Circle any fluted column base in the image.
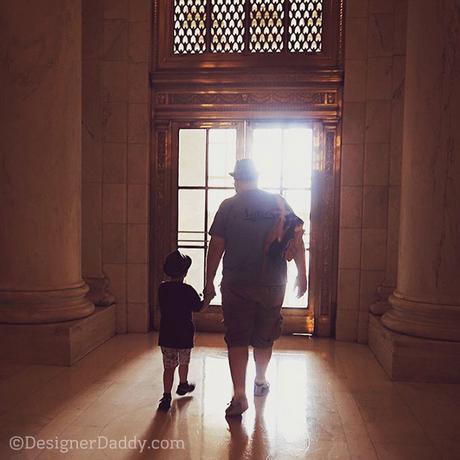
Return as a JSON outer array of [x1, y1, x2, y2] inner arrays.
[[0, 282, 95, 324], [381, 292, 460, 341]]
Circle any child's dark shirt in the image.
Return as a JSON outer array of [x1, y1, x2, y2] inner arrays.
[[158, 281, 203, 349]]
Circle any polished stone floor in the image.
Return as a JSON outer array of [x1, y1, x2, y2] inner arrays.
[[0, 332, 459, 459]]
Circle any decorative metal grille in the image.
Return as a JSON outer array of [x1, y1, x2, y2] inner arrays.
[[174, 0, 207, 54], [249, 0, 285, 52], [173, 0, 324, 55], [288, 0, 323, 52], [211, 0, 246, 52]]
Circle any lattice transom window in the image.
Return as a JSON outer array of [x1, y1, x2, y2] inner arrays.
[[173, 0, 323, 55], [289, 0, 322, 51], [174, 0, 207, 54], [211, 0, 246, 52]]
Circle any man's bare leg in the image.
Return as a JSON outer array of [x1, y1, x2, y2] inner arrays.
[[228, 346, 248, 399], [254, 346, 272, 384]]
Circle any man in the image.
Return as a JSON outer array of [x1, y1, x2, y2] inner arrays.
[[204, 159, 308, 417]]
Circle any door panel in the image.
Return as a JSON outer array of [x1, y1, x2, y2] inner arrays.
[[151, 119, 339, 336], [175, 122, 314, 333]]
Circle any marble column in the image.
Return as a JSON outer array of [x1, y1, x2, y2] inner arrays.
[[381, 0, 460, 341], [0, 0, 95, 323]]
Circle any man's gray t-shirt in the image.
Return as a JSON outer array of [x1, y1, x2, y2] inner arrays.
[[209, 189, 301, 286]]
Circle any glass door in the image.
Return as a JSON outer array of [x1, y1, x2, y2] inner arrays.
[[249, 123, 313, 309], [177, 124, 242, 306], [175, 121, 315, 332]]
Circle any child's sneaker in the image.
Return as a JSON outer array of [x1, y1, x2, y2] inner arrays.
[[176, 381, 195, 396], [158, 393, 172, 411]]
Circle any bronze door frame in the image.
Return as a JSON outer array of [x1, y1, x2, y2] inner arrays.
[[150, 110, 341, 337]]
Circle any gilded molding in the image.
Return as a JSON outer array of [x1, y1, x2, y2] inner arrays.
[[154, 90, 338, 109]]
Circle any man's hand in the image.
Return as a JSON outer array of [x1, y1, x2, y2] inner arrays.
[[204, 235, 225, 308], [291, 227, 307, 299], [203, 282, 216, 307], [294, 274, 307, 298]]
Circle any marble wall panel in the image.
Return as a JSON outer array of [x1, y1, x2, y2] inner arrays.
[[127, 264, 148, 303], [337, 269, 361, 310], [127, 143, 149, 184], [336, 310, 359, 341], [362, 186, 388, 229], [127, 184, 149, 224], [103, 142, 127, 183], [102, 223, 126, 264], [127, 224, 149, 263], [128, 303, 150, 332], [340, 187, 363, 228], [344, 60, 367, 102], [339, 229, 362, 270], [103, 184, 127, 223], [345, 17, 368, 60]]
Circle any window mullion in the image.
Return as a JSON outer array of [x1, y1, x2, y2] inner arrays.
[[206, 0, 212, 53], [283, 0, 290, 53], [244, 0, 251, 53]]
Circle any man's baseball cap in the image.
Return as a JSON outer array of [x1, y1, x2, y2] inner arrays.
[[229, 159, 258, 181]]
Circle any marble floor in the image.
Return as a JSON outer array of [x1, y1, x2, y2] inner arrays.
[[0, 333, 459, 459]]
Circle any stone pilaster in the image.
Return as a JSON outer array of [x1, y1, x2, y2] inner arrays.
[[369, 0, 408, 319]]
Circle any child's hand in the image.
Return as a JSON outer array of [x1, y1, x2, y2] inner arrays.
[[203, 282, 216, 300], [202, 294, 212, 310]]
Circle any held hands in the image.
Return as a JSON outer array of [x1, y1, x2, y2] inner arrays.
[[202, 282, 216, 309], [294, 274, 308, 299]]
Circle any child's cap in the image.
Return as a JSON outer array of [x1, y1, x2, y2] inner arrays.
[[163, 250, 192, 277]]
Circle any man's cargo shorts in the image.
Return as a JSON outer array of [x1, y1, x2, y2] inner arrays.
[[221, 283, 286, 348]]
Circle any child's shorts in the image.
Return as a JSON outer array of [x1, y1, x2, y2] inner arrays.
[[161, 347, 191, 369]]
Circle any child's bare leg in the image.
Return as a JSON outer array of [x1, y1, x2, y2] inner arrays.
[[177, 362, 195, 395], [178, 364, 189, 384], [163, 367, 175, 393]]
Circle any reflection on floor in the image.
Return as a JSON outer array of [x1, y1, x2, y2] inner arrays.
[[1, 333, 459, 459]]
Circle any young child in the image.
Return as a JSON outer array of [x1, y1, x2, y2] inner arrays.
[[157, 249, 205, 411]]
